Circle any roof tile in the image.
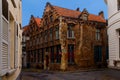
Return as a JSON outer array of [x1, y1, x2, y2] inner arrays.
[[53, 6, 106, 23]]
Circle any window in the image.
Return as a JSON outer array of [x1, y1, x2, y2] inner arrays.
[[50, 28, 53, 41], [50, 15, 53, 22], [45, 18, 48, 25], [67, 25, 74, 38], [33, 39, 35, 46], [55, 26, 59, 39], [50, 47, 54, 63], [118, 0, 120, 10], [11, 0, 17, 8], [37, 38, 39, 45], [96, 29, 100, 40], [40, 33, 43, 44], [94, 46, 102, 63], [68, 45, 74, 63], [41, 48, 44, 63], [82, 14, 88, 21], [34, 51, 36, 62], [40, 37, 42, 44], [44, 31, 48, 42], [56, 45, 61, 63], [2, 0, 8, 20]]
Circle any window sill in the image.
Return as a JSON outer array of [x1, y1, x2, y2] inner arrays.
[[0, 70, 8, 76], [0, 69, 16, 76], [7, 69, 16, 75], [68, 62, 75, 65], [67, 37, 75, 39]]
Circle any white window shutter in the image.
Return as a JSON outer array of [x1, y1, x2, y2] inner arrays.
[[14, 22, 18, 68], [2, 43, 8, 69], [1, 16, 9, 70]]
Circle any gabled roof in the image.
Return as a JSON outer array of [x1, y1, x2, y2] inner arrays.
[[22, 25, 30, 35], [53, 6, 81, 18], [34, 17, 41, 27], [88, 14, 106, 23], [52, 5, 106, 23], [23, 25, 29, 32], [29, 15, 41, 28]]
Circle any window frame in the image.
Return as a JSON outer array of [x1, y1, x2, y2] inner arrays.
[[55, 26, 59, 40], [49, 28, 53, 41], [67, 25, 75, 39], [118, 0, 120, 10], [68, 44, 74, 64], [56, 45, 61, 63], [50, 15, 53, 22], [96, 28, 101, 40]]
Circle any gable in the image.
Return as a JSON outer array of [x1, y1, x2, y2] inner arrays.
[[45, 4, 52, 13], [44, 2, 53, 16]]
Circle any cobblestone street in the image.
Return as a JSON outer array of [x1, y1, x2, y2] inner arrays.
[[18, 69, 120, 80]]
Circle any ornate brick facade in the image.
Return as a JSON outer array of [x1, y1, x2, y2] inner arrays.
[[23, 2, 107, 70]]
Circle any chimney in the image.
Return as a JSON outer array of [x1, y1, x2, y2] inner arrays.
[[76, 8, 80, 11], [99, 11, 104, 18]]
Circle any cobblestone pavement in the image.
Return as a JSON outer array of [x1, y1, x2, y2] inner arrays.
[[18, 69, 120, 80]]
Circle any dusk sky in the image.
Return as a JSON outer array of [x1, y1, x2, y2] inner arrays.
[[22, 0, 107, 27]]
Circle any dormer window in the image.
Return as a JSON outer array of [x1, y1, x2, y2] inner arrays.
[[82, 14, 88, 21], [118, 0, 120, 10]]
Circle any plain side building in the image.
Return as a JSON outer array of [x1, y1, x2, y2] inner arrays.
[[105, 0, 120, 68], [0, 0, 22, 80]]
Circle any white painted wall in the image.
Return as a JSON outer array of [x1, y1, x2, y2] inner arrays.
[[0, 0, 22, 79], [105, 0, 120, 68]]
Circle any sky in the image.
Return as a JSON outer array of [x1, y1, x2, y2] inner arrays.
[[22, 0, 108, 27]]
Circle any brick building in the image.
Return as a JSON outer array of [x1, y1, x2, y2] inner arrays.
[[23, 2, 107, 70], [22, 25, 30, 68]]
